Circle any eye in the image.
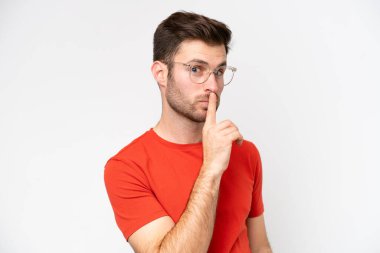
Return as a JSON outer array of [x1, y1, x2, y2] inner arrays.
[[215, 67, 226, 76], [190, 65, 206, 76], [190, 66, 201, 73], [190, 65, 207, 73]]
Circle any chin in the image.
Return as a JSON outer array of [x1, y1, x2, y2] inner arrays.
[[187, 110, 207, 123], [196, 111, 208, 122]]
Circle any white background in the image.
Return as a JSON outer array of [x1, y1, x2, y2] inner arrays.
[[1, 1, 379, 252]]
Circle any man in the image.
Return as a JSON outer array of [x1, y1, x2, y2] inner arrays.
[[104, 11, 272, 253]]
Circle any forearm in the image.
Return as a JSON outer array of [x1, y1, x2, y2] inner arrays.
[[158, 167, 221, 253], [252, 246, 272, 253]]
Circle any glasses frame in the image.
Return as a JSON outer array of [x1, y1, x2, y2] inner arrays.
[[172, 62, 237, 86]]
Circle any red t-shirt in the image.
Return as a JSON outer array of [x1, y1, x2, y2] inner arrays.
[[104, 128, 264, 252]]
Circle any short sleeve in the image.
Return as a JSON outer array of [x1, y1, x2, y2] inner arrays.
[[248, 144, 265, 217], [104, 158, 168, 241]]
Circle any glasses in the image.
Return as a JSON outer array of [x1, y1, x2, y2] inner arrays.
[[172, 61, 237, 86]]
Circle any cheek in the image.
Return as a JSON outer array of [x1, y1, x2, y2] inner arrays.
[[173, 74, 197, 96]]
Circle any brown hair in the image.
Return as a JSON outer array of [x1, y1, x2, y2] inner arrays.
[[153, 11, 232, 65]]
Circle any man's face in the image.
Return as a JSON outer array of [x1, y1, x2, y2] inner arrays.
[[165, 40, 226, 123]]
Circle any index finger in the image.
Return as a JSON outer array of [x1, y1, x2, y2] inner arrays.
[[205, 92, 217, 126]]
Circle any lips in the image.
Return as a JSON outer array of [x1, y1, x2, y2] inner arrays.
[[197, 94, 219, 106], [198, 101, 209, 109]]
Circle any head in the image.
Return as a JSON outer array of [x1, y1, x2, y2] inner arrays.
[[151, 11, 232, 123]]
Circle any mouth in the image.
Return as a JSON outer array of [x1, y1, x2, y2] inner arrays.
[[197, 93, 219, 107]]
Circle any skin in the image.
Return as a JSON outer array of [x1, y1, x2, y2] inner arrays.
[[128, 40, 272, 253]]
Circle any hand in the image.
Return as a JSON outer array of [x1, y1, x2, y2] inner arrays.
[[202, 92, 244, 175]]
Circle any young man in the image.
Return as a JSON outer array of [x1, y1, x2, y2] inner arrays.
[[104, 11, 272, 253]]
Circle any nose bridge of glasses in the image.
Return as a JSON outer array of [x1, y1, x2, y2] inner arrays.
[[196, 66, 217, 84], [211, 68, 220, 77]]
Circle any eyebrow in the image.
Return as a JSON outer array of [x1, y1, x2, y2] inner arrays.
[[187, 59, 227, 67]]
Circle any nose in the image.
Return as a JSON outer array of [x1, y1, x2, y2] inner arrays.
[[203, 72, 221, 94]]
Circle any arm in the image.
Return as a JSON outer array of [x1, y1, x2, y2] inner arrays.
[[129, 165, 222, 253], [128, 93, 243, 253], [247, 215, 272, 253]]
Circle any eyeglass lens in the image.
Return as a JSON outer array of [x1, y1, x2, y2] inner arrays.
[[189, 63, 235, 86]]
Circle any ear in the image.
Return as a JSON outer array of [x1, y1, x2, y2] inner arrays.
[[151, 61, 168, 88]]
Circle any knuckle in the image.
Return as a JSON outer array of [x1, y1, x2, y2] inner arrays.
[[226, 120, 238, 130], [230, 126, 239, 133], [220, 119, 231, 125]]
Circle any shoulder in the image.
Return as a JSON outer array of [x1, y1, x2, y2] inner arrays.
[[229, 139, 262, 178], [231, 139, 261, 160], [108, 130, 152, 163], [104, 130, 153, 178]]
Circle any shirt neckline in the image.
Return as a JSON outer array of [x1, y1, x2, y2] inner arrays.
[[148, 128, 203, 150]]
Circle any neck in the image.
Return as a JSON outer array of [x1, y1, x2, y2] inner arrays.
[[153, 110, 204, 144]]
